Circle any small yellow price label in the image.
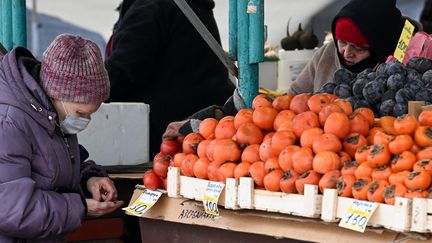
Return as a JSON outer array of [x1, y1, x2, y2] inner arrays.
[[203, 181, 224, 215], [339, 200, 378, 232], [393, 19, 415, 63], [123, 189, 162, 216]]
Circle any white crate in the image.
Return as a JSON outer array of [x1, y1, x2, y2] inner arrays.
[[237, 177, 322, 218], [411, 198, 432, 233], [78, 102, 149, 166], [166, 167, 239, 209], [321, 188, 412, 232]]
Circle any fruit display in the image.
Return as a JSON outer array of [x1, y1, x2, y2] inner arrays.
[[319, 57, 432, 117], [147, 92, 432, 206]]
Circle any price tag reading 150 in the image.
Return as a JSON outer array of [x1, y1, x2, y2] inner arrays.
[[203, 181, 224, 216], [339, 200, 378, 232], [123, 189, 162, 216]]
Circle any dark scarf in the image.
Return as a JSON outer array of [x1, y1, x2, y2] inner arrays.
[[336, 50, 378, 74]]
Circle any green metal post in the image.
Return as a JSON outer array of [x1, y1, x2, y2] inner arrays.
[[237, 0, 259, 108], [2, 0, 13, 51], [0, 0, 3, 45], [229, 0, 237, 60], [12, 0, 26, 48], [248, 0, 264, 64]]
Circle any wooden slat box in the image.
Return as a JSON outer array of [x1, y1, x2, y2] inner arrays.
[[411, 198, 432, 233], [237, 177, 322, 218], [321, 188, 412, 232], [166, 167, 239, 209]]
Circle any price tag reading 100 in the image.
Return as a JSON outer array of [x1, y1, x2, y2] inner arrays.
[[203, 181, 224, 216], [339, 200, 378, 232], [393, 19, 415, 62]]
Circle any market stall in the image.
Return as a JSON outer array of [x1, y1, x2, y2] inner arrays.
[[126, 0, 432, 240], [1, 0, 427, 241]]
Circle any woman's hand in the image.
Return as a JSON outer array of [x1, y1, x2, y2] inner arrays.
[[87, 176, 118, 202]]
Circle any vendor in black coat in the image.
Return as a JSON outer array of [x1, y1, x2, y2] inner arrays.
[[105, 0, 235, 158]]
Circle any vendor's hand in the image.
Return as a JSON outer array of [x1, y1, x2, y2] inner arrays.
[[86, 198, 124, 217], [87, 177, 118, 202]]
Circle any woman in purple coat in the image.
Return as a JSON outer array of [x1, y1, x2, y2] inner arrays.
[[0, 34, 123, 242]]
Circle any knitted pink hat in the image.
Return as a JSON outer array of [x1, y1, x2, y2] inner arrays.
[[40, 34, 110, 104]]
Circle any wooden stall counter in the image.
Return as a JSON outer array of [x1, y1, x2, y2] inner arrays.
[[128, 188, 431, 243]]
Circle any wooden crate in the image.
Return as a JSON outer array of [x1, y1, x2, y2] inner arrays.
[[166, 167, 239, 209], [408, 101, 426, 119], [237, 177, 322, 218], [411, 198, 432, 233], [321, 188, 412, 232]]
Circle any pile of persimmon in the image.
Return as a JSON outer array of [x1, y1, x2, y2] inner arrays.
[[151, 92, 432, 205], [345, 111, 432, 205]]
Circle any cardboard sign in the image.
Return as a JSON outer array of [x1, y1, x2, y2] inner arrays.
[[339, 200, 378, 232], [123, 189, 163, 216], [203, 181, 225, 215], [393, 19, 415, 62]]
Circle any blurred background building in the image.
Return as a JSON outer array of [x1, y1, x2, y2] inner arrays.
[[25, 0, 425, 59]]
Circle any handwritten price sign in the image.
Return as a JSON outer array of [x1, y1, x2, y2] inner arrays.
[[393, 19, 415, 62], [203, 181, 224, 216], [123, 189, 162, 216], [339, 200, 378, 232]]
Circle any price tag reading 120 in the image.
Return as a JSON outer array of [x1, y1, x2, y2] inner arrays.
[[203, 181, 225, 216], [339, 200, 378, 232], [123, 189, 162, 216]]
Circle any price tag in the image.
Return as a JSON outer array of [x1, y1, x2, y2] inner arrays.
[[393, 19, 415, 62], [339, 200, 378, 232], [203, 181, 224, 215], [123, 189, 162, 216]]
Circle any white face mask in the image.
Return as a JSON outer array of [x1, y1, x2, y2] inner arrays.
[[59, 101, 91, 134]]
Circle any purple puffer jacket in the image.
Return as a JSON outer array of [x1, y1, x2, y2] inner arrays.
[[0, 48, 100, 242]]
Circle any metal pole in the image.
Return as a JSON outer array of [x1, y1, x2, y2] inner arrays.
[[0, 0, 3, 45], [248, 0, 264, 64], [31, 0, 39, 55], [228, 0, 237, 61], [237, 0, 264, 108], [237, 0, 259, 108], [173, 0, 238, 78], [2, 0, 13, 51], [12, 0, 27, 48]]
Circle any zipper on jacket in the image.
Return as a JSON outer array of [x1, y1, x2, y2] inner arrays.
[[62, 134, 76, 164], [61, 130, 77, 188], [55, 120, 76, 165]]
